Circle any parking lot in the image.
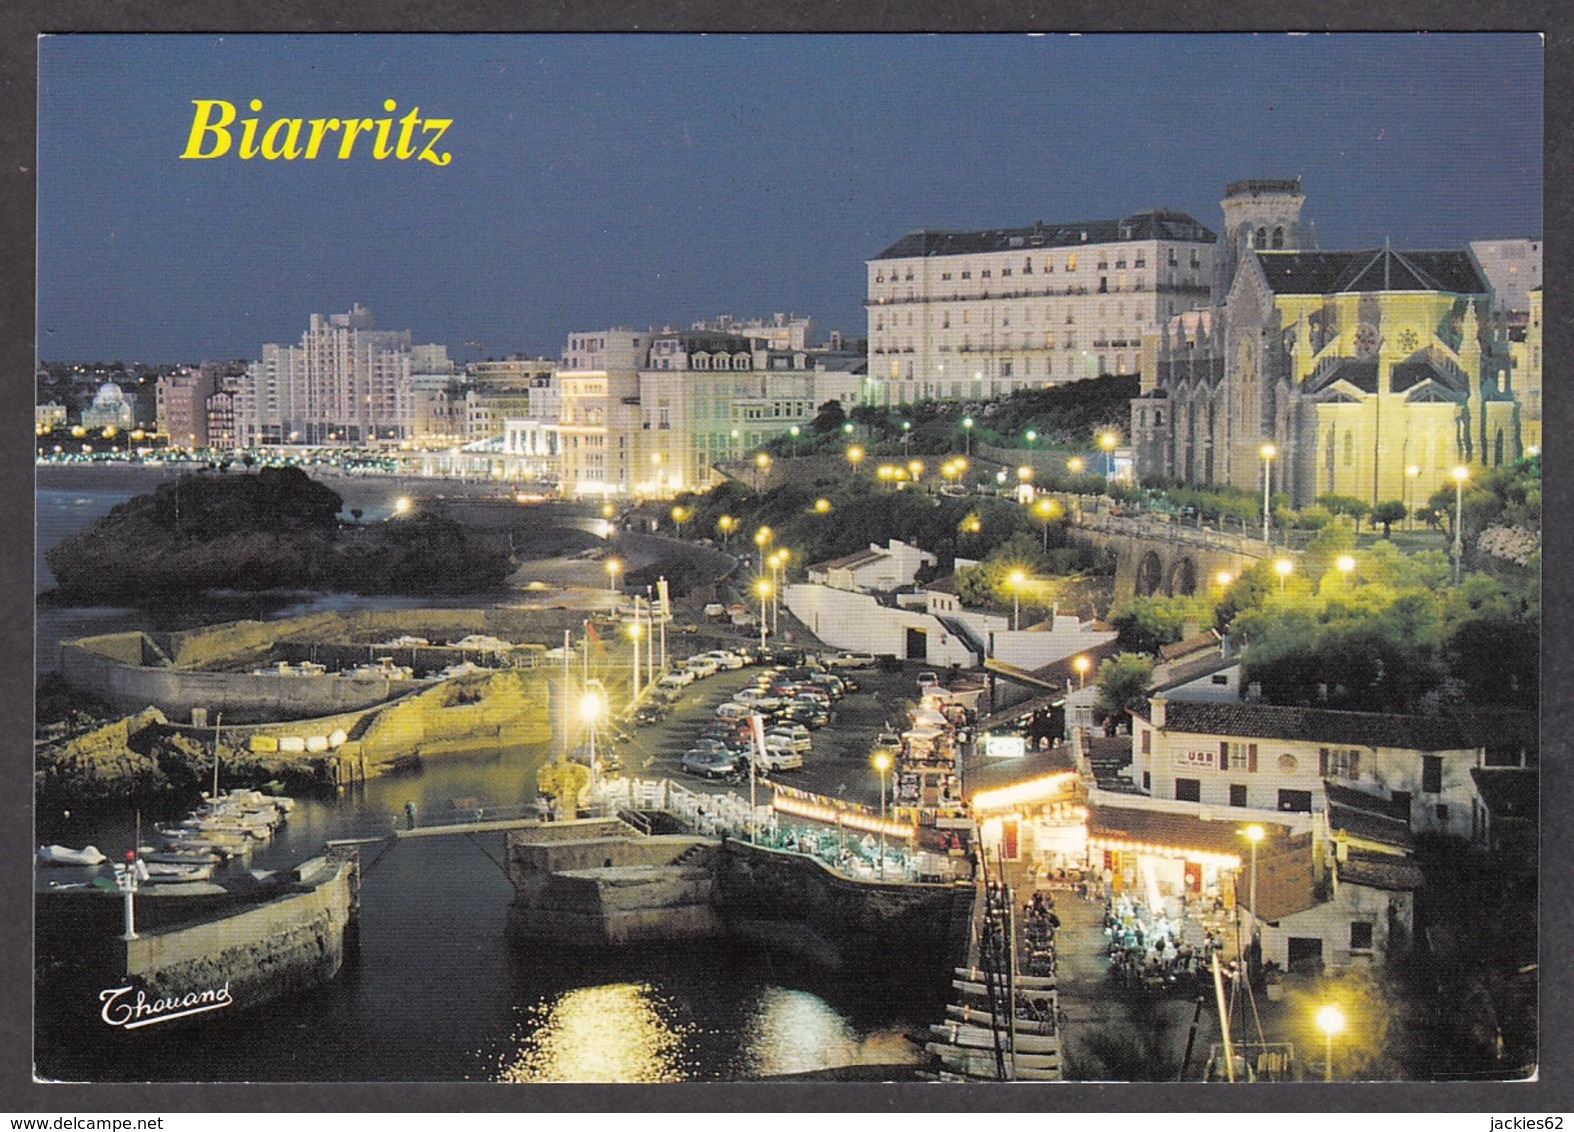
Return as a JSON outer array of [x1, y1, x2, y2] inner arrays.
[[607, 656, 934, 810]]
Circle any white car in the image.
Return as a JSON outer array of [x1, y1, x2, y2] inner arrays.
[[656, 671, 694, 693], [765, 725, 812, 753], [684, 656, 720, 678], [699, 650, 746, 670], [753, 740, 804, 772], [732, 688, 782, 711], [826, 652, 876, 669]]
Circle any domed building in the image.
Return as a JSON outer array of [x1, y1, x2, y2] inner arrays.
[[81, 381, 135, 431]]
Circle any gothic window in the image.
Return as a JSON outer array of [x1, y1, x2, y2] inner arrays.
[[1494, 428, 1505, 466], [1344, 430, 1355, 466], [1271, 226, 1284, 249], [1256, 227, 1267, 247], [1354, 322, 1379, 358]]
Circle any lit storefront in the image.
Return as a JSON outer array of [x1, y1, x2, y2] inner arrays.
[[965, 748, 1086, 872], [1085, 803, 1290, 909]]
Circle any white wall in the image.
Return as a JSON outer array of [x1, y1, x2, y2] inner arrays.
[[988, 614, 1118, 670], [784, 584, 978, 667]]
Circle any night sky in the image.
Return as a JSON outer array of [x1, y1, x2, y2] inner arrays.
[[36, 33, 1542, 365]]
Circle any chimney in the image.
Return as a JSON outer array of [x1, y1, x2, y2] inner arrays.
[[1151, 695, 1167, 730]]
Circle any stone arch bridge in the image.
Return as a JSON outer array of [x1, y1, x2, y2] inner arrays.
[[1069, 512, 1273, 606]]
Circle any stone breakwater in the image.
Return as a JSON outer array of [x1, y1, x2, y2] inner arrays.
[[505, 822, 973, 982]]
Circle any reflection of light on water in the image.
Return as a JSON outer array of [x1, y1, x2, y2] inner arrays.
[[496, 984, 698, 1083], [738, 987, 917, 1077]]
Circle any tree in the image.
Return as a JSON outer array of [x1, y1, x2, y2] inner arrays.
[[1318, 494, 1371, 531], [1371, 500, 1407, 538], [1110, 594, 1213, 655], [809, 399, 846, 435], [1093, 653, 1155, 724]]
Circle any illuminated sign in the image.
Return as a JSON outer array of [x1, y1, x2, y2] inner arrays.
[[983, 735, 1026, 759]]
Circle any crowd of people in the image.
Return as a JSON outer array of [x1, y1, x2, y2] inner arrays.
[[1103, 892, 1231, 996]]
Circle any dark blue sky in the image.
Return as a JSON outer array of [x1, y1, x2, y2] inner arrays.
[[37, 33, 1542, 364]]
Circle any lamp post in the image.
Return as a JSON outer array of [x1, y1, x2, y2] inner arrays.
[[1073, 654, 1091, 690], [962, 416, 974, 456], [1259, 443, 1277, 544], [670, 505, 687, 538], [628, 616, 643, 699], [1274, 557, 1293, 595], [1335, 554, 1355, 588], [605, 558, 621, 609], [755, 578, 771, 652], [1008, 569, 1025, 631], [1099, 431, 1118, 480], [901, 420, 912, 459], [1316, 1004, 1346, 1082], [753, 525, 772, 575], [1035, 496, 1062, 550], [754, 451, 772, 491], [1244, 824, 1264, 942], [846, 444, 864, 471], [789, 424, 800, 458], [872, 750, 892, 879], [1451, 464, 1469, 584], [580, 688, 604, 806], [717, 514, 735, 548]]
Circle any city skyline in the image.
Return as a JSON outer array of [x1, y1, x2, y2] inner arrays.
[[37, 33, 1542, 364]]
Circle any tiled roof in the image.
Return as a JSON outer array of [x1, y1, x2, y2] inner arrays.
[[810, 548, 888, 573], [1469, 767, 1538, 819], [1152, 700, 1502, 752], [1323, 781, 1414, 851], [1028, 638, 1124, 688], [1255, 248, 1488, 296], [1254, 835, 1322, 921], [872, 210, 1216, 261], [1086, 802, 1291, 859], [964, 747, 1078, 800], [1339, 850, 1425, 892], [922, 573, 959, 595], [1159, 631, 1220, 663]]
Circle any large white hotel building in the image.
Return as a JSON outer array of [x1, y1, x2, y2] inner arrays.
[[865, 209, 1218, 405]]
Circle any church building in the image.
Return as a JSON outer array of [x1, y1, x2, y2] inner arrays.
[[1131, 179, 1523, 509]]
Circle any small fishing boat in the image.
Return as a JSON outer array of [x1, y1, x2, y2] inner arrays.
[[140, 861, 217, 884], [37, 844, 107, 867], [138, 846, 223, 866], [930, 1022, 1060, 1055]]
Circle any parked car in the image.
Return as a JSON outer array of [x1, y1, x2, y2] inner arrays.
[[765, 725, 812, 753], [808, 673, 846, 698], [777, 703, 829, 730], [826, 652, 876, 669], [684, 656, 721, 678], [732, 688, 782, 711], [657, 671, 695, 694], [917, 671, 942, 691], [754, 739, 804, 771], [681, 748, 738, 779], [633, 703, 667, 725], [698, 650, 746, 670]]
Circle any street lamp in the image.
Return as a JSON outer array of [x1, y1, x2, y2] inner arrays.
[[901, 420, 912, 458], [1335, 554, 1356, 587], [1215, 570, 1234, 590], [788, 424, 800, 458], [754, 451, 772, 491], [1274, 557, 1293, 595], [717, 514, 735, 547], [580, 688, 604, 804], [872, 750, 893, 879], [846, 444, 865, 469], [1067, 455, 1085, 475], [961, 416, 974, 456], [1451, 464, 1470, 584], [394, 496, 412, 516], [1244, 824, 1264, 941], [1025, 429, 1038, 453], [753, 525, 772, 574], [1259, 443, 1277, 544], [813, 497, 831, 514], [755, 578, 772, 652], [606, 558, 621, 606], [1008, 569, 1026, 630], [628, 618, 643, 698], [1316, 1004, 1346, 1082], [670, 505, 687, 538], [1099, 431, 1118, 480], [1073, 654, 1091, 690], [1034, 496, 1062, 549]]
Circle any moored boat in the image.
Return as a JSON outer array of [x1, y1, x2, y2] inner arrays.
[[37, 844, 107, 867]]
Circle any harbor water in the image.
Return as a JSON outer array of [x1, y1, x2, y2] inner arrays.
[[33, 476, 932, 1083]]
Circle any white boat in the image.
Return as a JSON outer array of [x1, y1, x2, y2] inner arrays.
[[37, 844, 107, 867], [141, 862, 216, 884], [138, 846, 222, 866], [955, 966, 1057, 990], [930, 1022, 1060, 1055], [946, 1002, 1057, 1033]]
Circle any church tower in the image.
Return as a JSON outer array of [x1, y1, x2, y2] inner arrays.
[[1215, 178, 1307, 299]]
